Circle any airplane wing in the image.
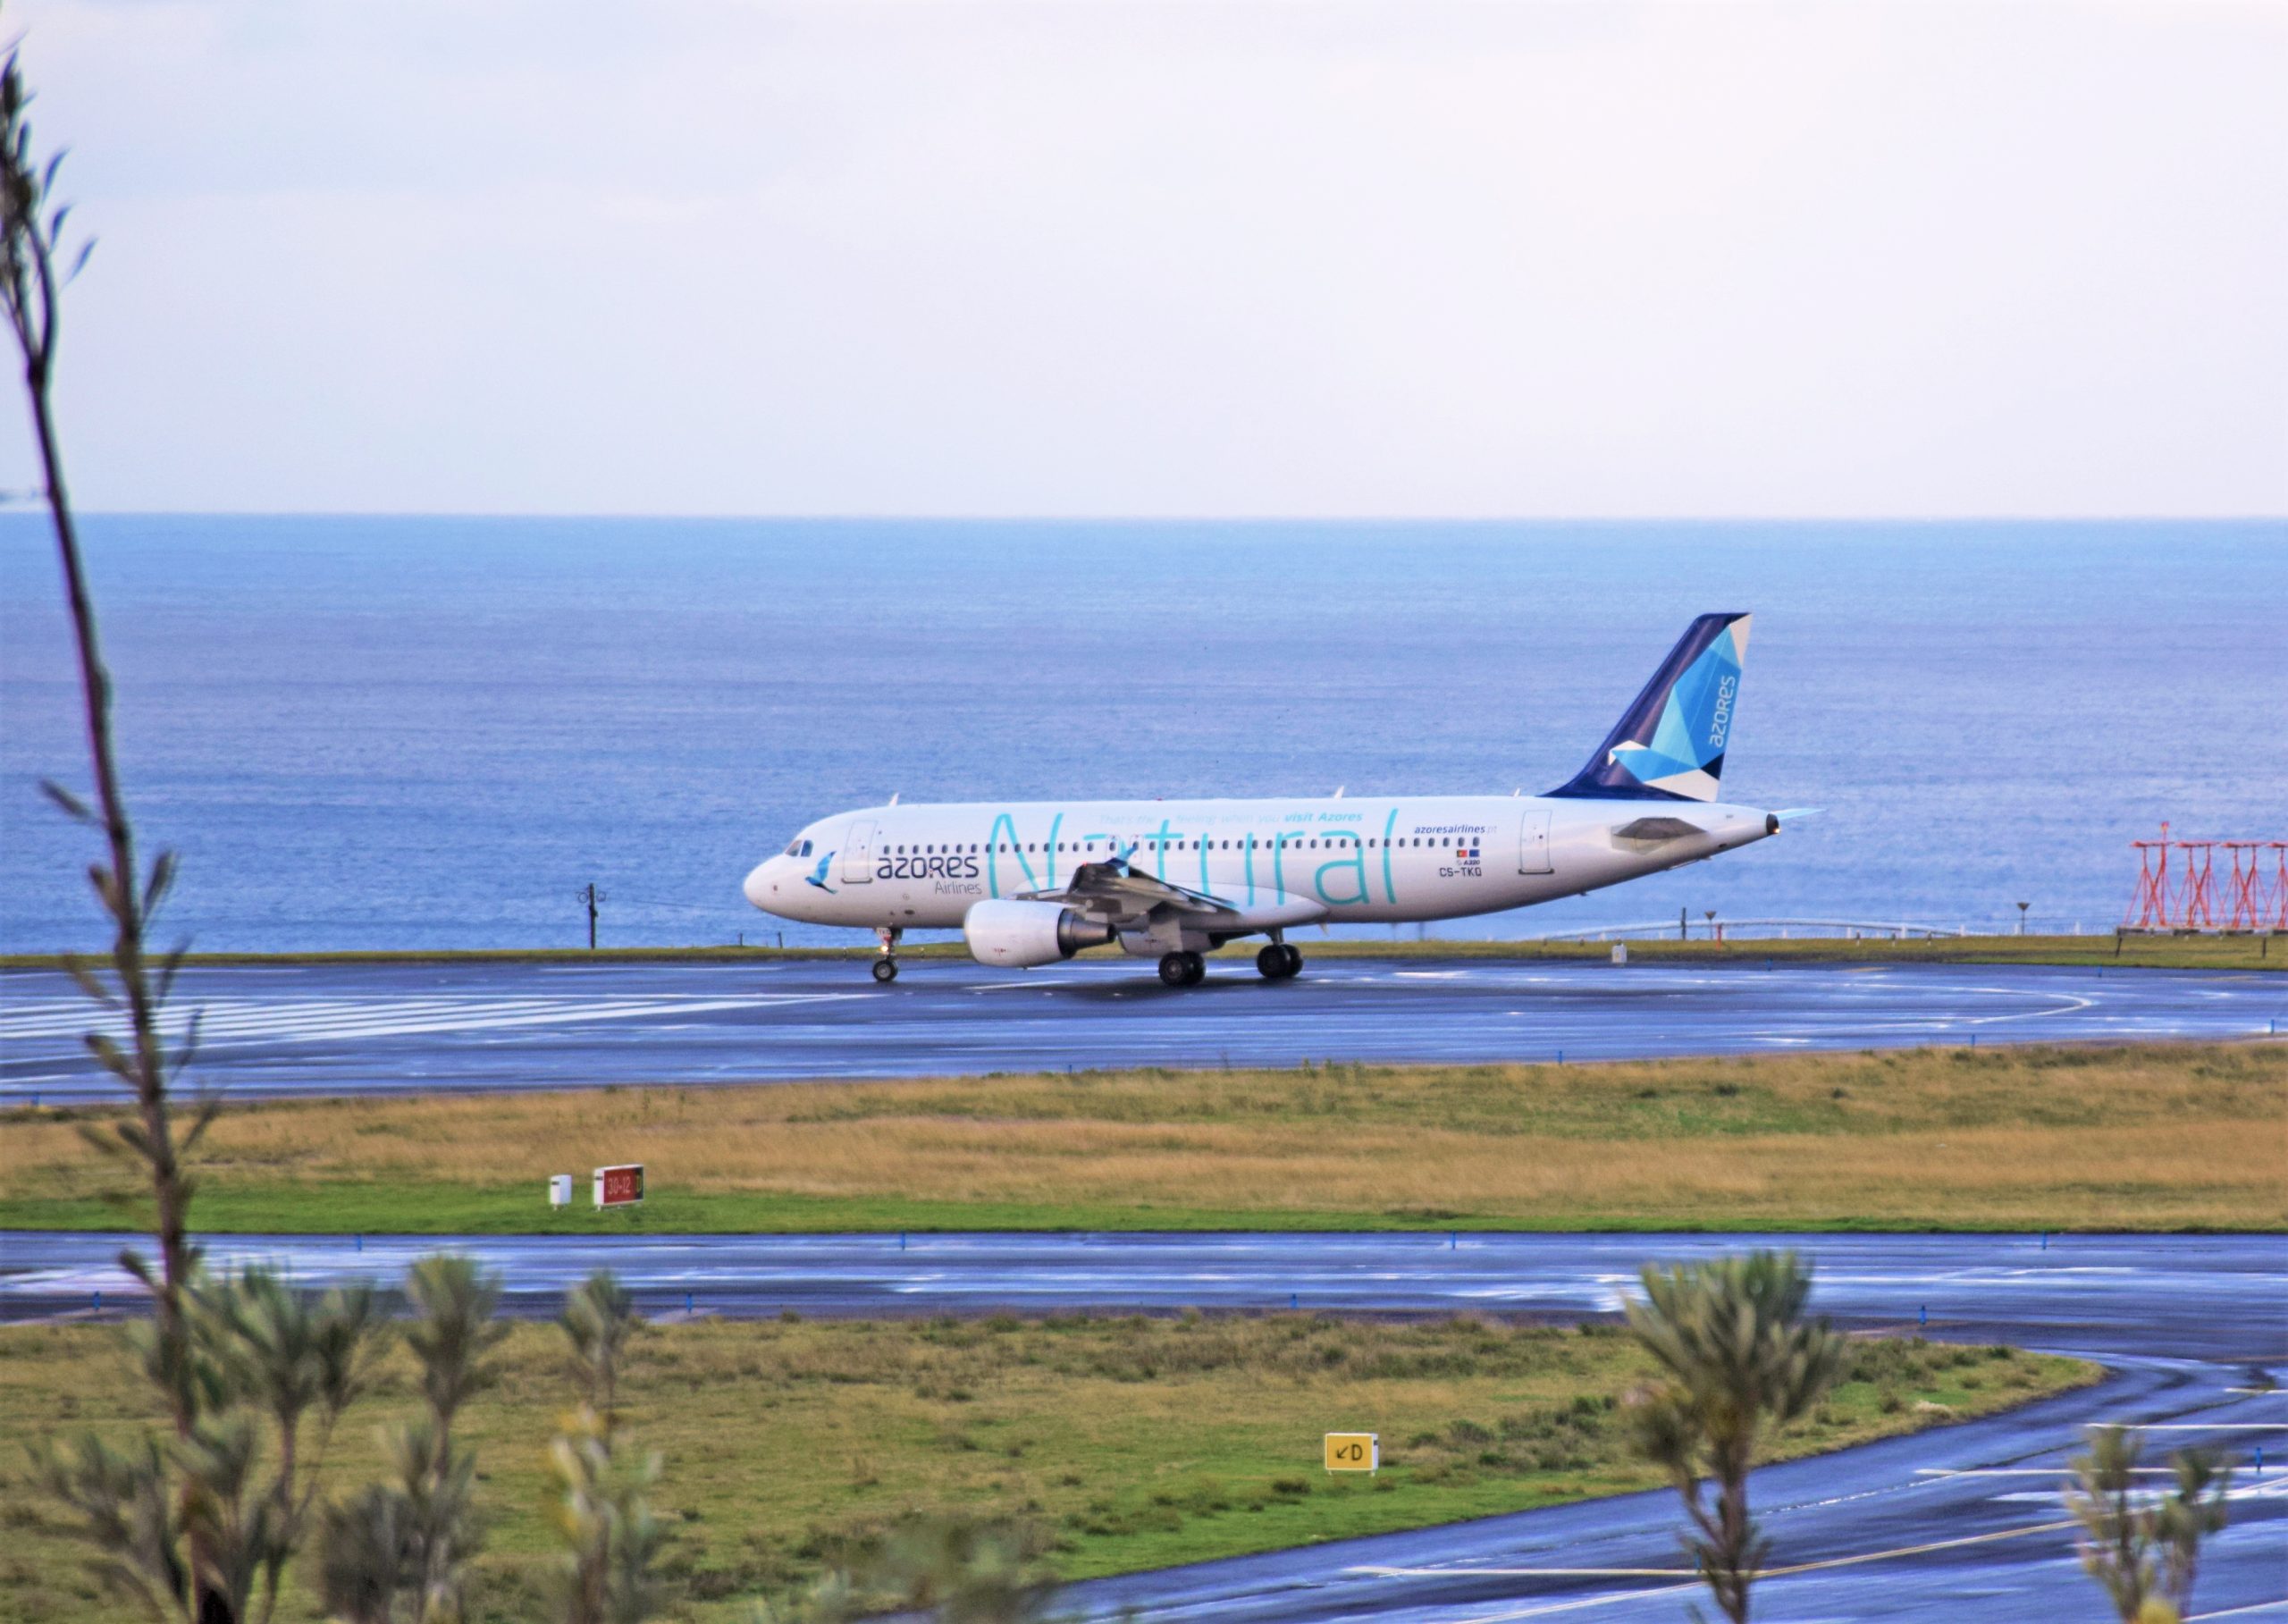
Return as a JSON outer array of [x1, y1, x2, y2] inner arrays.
[[1021, 857, 1330, 932], [1018, 859, 1241, 924]]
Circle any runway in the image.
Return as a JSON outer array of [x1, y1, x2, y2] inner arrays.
[[4, 956, 2282, 1105], [4, 1231, 2283, 1620]]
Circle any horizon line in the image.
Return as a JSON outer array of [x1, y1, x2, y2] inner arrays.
[[7, 509, 2286, 526]]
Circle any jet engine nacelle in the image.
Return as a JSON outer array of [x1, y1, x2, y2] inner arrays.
[[963, 899, 1117, 968]]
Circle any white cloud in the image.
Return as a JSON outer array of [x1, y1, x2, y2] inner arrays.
[[5, 0, 2283, 515]]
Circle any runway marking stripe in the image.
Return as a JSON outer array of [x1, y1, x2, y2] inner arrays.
[[0, 995, 784, 1034], [1, 1003, 596, 1042], [1379, 1515, 2090, 1622], [0, 995, 863, 1051], [1984, 1477, 2285, 1506], [2, 991, 841, 1023], [1441, 1582, 1699, 1620], [0, 997, 577, 1037], [1916, 1467, 2216, 1477], [1350, 1567, 1695, 1578]]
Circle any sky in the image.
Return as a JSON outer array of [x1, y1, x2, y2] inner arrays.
[[2, 0, 2283, 518]]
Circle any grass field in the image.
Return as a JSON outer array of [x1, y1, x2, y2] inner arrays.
[[2, 932, 2278, 971], [0, 1312, 2096, 1623], [6, 1043, 2281, 1233]]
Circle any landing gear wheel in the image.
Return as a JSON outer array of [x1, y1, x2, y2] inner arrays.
[[1158, 952, 1191, 988], [1280, 944, 1303, 979], [1181, 951, 1207, 986], [871, 925, 903, 983], [1257, 945, 1289, 979]]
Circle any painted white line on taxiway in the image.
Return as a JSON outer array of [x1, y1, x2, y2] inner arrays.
[[1442, 1584, 1701, 1621], [1988, 1477, 2285, 1506], [1416, 1516, 2089, 1623], [0, 997, 526, 1038], [1916, 1468, 2202, 1477], [5, 996, 618, 1037], [0, 995, 863, 1050]]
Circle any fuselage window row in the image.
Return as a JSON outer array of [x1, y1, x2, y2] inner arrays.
[[888, 836, 1470, 853]]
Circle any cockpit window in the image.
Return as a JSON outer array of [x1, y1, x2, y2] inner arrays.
[[800, 839, 813, 856], [785, 838, 816, 857]]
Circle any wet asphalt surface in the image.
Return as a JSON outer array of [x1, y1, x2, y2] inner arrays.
[[4, 956, 2282, 1105], [4, 1230, 2282, 1620]]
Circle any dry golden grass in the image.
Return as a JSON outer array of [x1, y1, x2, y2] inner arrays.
[[7, 1043, 2281, 1230]]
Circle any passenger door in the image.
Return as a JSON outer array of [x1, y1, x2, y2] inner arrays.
[[840, 820, 878, 885], [1518, 804, 1553, 874]]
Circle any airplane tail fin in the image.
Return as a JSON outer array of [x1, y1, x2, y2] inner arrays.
[[1547, 613, 1752, 802]]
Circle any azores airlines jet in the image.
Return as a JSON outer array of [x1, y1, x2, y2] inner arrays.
[[743, 614, 1788, 986]]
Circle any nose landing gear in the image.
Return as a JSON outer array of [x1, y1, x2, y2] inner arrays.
[[1157, 950, 1207, 988], [872, 926, 902, 983]]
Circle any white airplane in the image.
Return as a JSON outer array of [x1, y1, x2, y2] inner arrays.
[[743, 613, 1794, 986]]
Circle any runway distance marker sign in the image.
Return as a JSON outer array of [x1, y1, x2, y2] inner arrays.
[[1325, 1433, 1379, 1473], [593, 1165, 644, 1208]]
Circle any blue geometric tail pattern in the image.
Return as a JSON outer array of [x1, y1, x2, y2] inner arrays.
[[1546, 612, 1752, 802]]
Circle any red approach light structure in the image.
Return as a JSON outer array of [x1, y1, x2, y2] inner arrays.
[[2123, 824, 2287, 933], [2224, 841, 2288, 932]]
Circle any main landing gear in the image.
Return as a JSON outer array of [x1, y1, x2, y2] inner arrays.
[[1256, 942, 1303, 980], [1156, 944, 1303, 987], [872, 926, 902, 983], [1157, 951, 1206, 988]]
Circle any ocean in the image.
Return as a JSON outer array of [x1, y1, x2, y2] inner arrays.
[[2, 516, 2281, 953]]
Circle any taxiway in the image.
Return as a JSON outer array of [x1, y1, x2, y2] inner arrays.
[[3, 1231, 2281, 1619], [4, 956, 2280, 1105]]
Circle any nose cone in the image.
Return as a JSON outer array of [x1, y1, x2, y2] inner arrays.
[[743, 860, 776, 909]]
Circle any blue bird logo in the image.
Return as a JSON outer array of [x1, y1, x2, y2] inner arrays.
[[805, 852, 837, 893]]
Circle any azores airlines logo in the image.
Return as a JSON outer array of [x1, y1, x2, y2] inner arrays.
[[1707, 673, 1735, 752], [877, 853, 981, 881], [1608, 617, 1749, 802], [805, 852, 837, 893]]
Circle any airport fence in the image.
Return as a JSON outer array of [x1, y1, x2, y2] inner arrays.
[[1514, 917, 2118, 944]]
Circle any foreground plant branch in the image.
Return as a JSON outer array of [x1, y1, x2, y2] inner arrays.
[[2, 25, 205, 1349], [0, 27, 243, 1623], [1624, 1250, 1846, 1624], [2066, 1425, 2232, 1624]]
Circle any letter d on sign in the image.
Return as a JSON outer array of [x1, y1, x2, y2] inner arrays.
[[1324, 1432, 1380, 1474]]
